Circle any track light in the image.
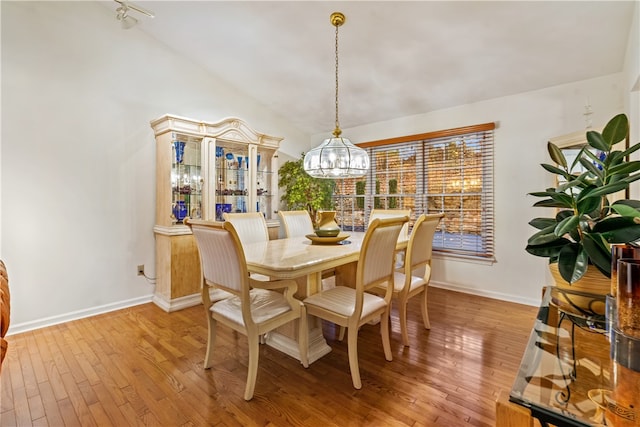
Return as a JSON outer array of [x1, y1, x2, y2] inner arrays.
[[114, 0, 154, 29]]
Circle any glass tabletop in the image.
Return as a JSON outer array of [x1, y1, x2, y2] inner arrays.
[[509, 286, 612, 426]]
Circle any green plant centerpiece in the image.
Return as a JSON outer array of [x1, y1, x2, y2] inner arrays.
[[278, 154, 335, 226], [526, 113, 640, 285]]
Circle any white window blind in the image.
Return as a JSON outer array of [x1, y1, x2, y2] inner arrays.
[[333, 123, 495, 259]]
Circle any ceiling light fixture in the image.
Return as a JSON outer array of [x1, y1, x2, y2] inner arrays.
[[114, 0, 154, 30], [304, 12, 369, 179]]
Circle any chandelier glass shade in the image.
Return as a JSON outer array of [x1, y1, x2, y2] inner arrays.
[[303, 135, 369, 178], [304, 12, 369, 179]]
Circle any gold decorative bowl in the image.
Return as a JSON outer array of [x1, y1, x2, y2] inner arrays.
[[315, 229, 340, 237]]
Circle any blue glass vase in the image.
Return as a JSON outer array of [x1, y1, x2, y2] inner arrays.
[[174, 141, 186, 164], [173, 201, 187, 222]]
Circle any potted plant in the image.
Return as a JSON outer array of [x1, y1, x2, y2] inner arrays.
[[278, 154, 335, 226], [526, 113, 640, 287]]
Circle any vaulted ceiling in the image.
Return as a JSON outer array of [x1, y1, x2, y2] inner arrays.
[[115, 1, 636, 135]]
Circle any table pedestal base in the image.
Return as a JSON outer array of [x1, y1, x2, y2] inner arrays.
[[265, 316, 332, 364]]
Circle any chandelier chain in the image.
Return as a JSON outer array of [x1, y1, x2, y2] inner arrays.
[[334, 22, 340, 136]]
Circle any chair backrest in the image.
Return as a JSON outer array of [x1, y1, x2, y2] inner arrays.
[[188, 220, 249, 298], [278, 210, 315, 238], [223, 212, 269, 244], [357, 216, 408, 294], [369, 209, 411, 241], [405, 213, 444, 275]]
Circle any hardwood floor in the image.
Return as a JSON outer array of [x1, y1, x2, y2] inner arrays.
[[1, 287, 537, 426]]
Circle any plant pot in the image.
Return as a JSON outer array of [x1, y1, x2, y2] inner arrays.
[[549, 263, 608, 316]]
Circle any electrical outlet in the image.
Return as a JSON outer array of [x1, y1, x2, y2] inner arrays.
[[137, 264, 145, 276]]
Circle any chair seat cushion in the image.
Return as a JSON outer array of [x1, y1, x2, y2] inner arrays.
[[211, 288, 292, 324], [391, 271, 427, 293], [304, 286, 386, 318]]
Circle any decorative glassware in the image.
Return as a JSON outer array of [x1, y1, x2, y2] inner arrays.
[[172, 201, 187, 222], [174, 141, 186, 164], [617, 258, 640, 339]]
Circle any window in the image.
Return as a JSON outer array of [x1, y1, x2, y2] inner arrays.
[[333, 123, 495, 259]]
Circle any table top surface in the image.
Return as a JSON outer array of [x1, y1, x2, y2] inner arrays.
[[510, 286, 612, 426], [243, 232, 408, 278], [243, 232, 366, 275]]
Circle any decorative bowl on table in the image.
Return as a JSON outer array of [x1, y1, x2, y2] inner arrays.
[[306, 233, 350, 245]]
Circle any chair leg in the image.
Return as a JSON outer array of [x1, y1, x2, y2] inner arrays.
[[421, 288, 431, 330], [381, 307, 393, 361], [203, 316, 217, 369], [244, 333, 260, 401], [347, 327, 362, 389], [338, 326, 346, 341], [398, 299, 410, 347], [298, 307, 309, 368]]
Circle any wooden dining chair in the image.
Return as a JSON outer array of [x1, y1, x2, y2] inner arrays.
[[278, 210, 314, 238], [303, 216, 408, 389], [369, 209, 411, 241], [223, 212, 270, 281], [188, 219, 308, 400], [223, 212, 270, 244], [372, 213, 444, 346], [369, 209, 411, 267]]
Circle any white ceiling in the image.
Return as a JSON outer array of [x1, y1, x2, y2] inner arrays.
[[119, 1, 636, 135]]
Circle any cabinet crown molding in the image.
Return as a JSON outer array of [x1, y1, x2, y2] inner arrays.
[[150, 114, 283, 149]]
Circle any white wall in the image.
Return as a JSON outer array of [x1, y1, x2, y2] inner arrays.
[[321, 74, 627, 306], [1, 2, 307, 332]]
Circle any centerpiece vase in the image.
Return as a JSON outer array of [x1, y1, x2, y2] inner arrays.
[[315, 211, 340, 237]]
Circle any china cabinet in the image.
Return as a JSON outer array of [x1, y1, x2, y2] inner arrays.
[[150, 114, 283, 311]]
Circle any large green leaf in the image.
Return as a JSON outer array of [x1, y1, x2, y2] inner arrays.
[[613, 199, 640, 209], [578, 157, 604, 183], [593, 217, 640, 243], [576, 195, 601, 216], [586, 130, 609, 151], [541, 163, 570, 179], [525, 237, 571, 257], [608, 161, 640, 176], [602, 113, 629, 147], [528, 225, 561, 245], [528, 217, 557, 230], [554, 214, 580, 237], [557, 243, 589, 283], [582, 233, 612, 276], [621, 142, 640, 159], [547, 142, 567, 168], [533, 199, 572, 208], [610, 204, 640, 218], [580, 181, 628, 198], [570, 146, 588, 172]]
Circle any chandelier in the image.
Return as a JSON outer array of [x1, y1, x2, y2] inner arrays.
[[303, 12, 370, 179]]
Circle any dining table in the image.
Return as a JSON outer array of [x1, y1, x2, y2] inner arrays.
[[242, 231, 407, 364]]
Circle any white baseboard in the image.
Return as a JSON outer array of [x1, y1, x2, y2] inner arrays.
[[8, 295, 154, 336], [152, 292, 203, 312], [429, 280, 539, 307], [7, 283, 538, 336]]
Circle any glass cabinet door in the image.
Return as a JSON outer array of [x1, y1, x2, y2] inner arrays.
[[214, 144, 249, 220], [172, 137, 202, 224], [256, 149, 274, 220], [213, 144, 276, 221]]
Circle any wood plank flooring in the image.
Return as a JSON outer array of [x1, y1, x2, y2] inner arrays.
[[0, 287, 538, 426]]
